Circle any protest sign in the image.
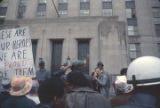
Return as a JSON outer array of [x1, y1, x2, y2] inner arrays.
[[0, 27, 35, 79]]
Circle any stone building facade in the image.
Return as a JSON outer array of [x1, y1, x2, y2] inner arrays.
[[0, 0, 160, 75]]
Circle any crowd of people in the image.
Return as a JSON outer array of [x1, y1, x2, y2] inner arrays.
[[0, 56, 160, 108]]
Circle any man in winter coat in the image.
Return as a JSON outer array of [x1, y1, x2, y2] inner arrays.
[[65, 71, 111, 108]]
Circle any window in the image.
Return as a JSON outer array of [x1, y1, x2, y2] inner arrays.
[[39, 0, 47, 3], [102, 2, 112, 9], [126, 8, 136, 18], [102, 0, 112, 1], [102, 0, 112, 16], [103, 9, 112, 16], [128, 26, 138, 36], [155, 24, 160, 36], [0, 0, 8, 19], [129, 43, 140, 61], [127, 18, 137, 26], [125, 0, 134, 1], [0, 7, 7, 18], [32, 40, 38, 64], [152, 7, 160, 18], [80, 0, 89, 2], [59, 0, 67, 3], [125, 1, 135, 9], [58, 0, 68, 17], [17, 0, 27, 19], [36, 0, 47, 18], [51, 40, 63, 74], [78, 40, 90, 74], [0, 0, 8, 7], [153, 0, 160, 4], [80, 0, 90, 16]]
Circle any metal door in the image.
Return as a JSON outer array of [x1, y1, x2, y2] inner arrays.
[[78, 39, 90, 74], [51, 40, 63, 74], [32, 40, 38, 64]]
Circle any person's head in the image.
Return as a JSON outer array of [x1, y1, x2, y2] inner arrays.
[[127, 56, 160, 98], [95, 67, 102, 76], [70, 66, 81, 72], [38, 77, 65, 104], [97, 61, 104, 70], [39, 60, 45, 69], [10, 76, 32, 96], [67, 72, 90, 88], [1, 78, 11, 93], [120, 68, 127, 76], [115, 76, 133, 95]]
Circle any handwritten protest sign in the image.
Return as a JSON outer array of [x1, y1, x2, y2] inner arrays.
[[0, 27, 35, 79]]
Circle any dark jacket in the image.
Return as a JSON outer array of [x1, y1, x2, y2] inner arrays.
[[0, 92, 11, 108], [36, 103, 56, 108], [2, 95, 36, 108], [114, 93, 158, 108], [65, 87, 112, 108], [111, 91, 134, 107]]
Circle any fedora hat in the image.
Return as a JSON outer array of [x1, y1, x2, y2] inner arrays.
[[10, 76, 32, 96]]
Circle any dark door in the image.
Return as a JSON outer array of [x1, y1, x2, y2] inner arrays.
[[51, 40, 63, 74], [78, 39, 90, 74], [32, 40, 38, 64]]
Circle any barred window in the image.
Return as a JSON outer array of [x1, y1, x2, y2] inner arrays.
[[80, 0, 89, 2], [125, 1, 135, 9], [128, 26, 138, 36], [157, 43, 160, 58], [58, 10, 67, 17], [102, 0, 112, 1], [80, 1, 90, 16], [155, 24, 160, 36], [102, 0, 112, 16], [17, 0, 27, 19], [36, 0, 47, 18], [103, 9, 112, 16], [58, 0, 68, 17], [0, 7, 7, 18], [0, 0, 9, 7], [80, 2, 90, 10], [80, 10, 90, 16], [0, 0, 8, 18], [17, 6, 26, 18], [102, 2, 112, 9], [129, 43, 140, 60], [126, 8, 136, 18], [59, 0, 68, 3], [127, 18, 137, 26], [39, 0, 47, 3], [58, 3, 67, 10], [152, 7, 160, 18]]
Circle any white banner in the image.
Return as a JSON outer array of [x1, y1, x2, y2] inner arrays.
[[0, 27, 35, 79]]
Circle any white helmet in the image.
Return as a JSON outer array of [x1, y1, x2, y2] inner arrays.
[[127, 56, 160, 86]]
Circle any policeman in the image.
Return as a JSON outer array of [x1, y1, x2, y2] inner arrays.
[[115, 56, 160, 108]]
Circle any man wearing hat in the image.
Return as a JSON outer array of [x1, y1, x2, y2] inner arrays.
[[36, 59, 50, 84], [2, 76, 36, 108], [114, 56, 160, 108], [111, 76, 134, 107], [0, 78, 11, 108], [94, 62, 111, 98]]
